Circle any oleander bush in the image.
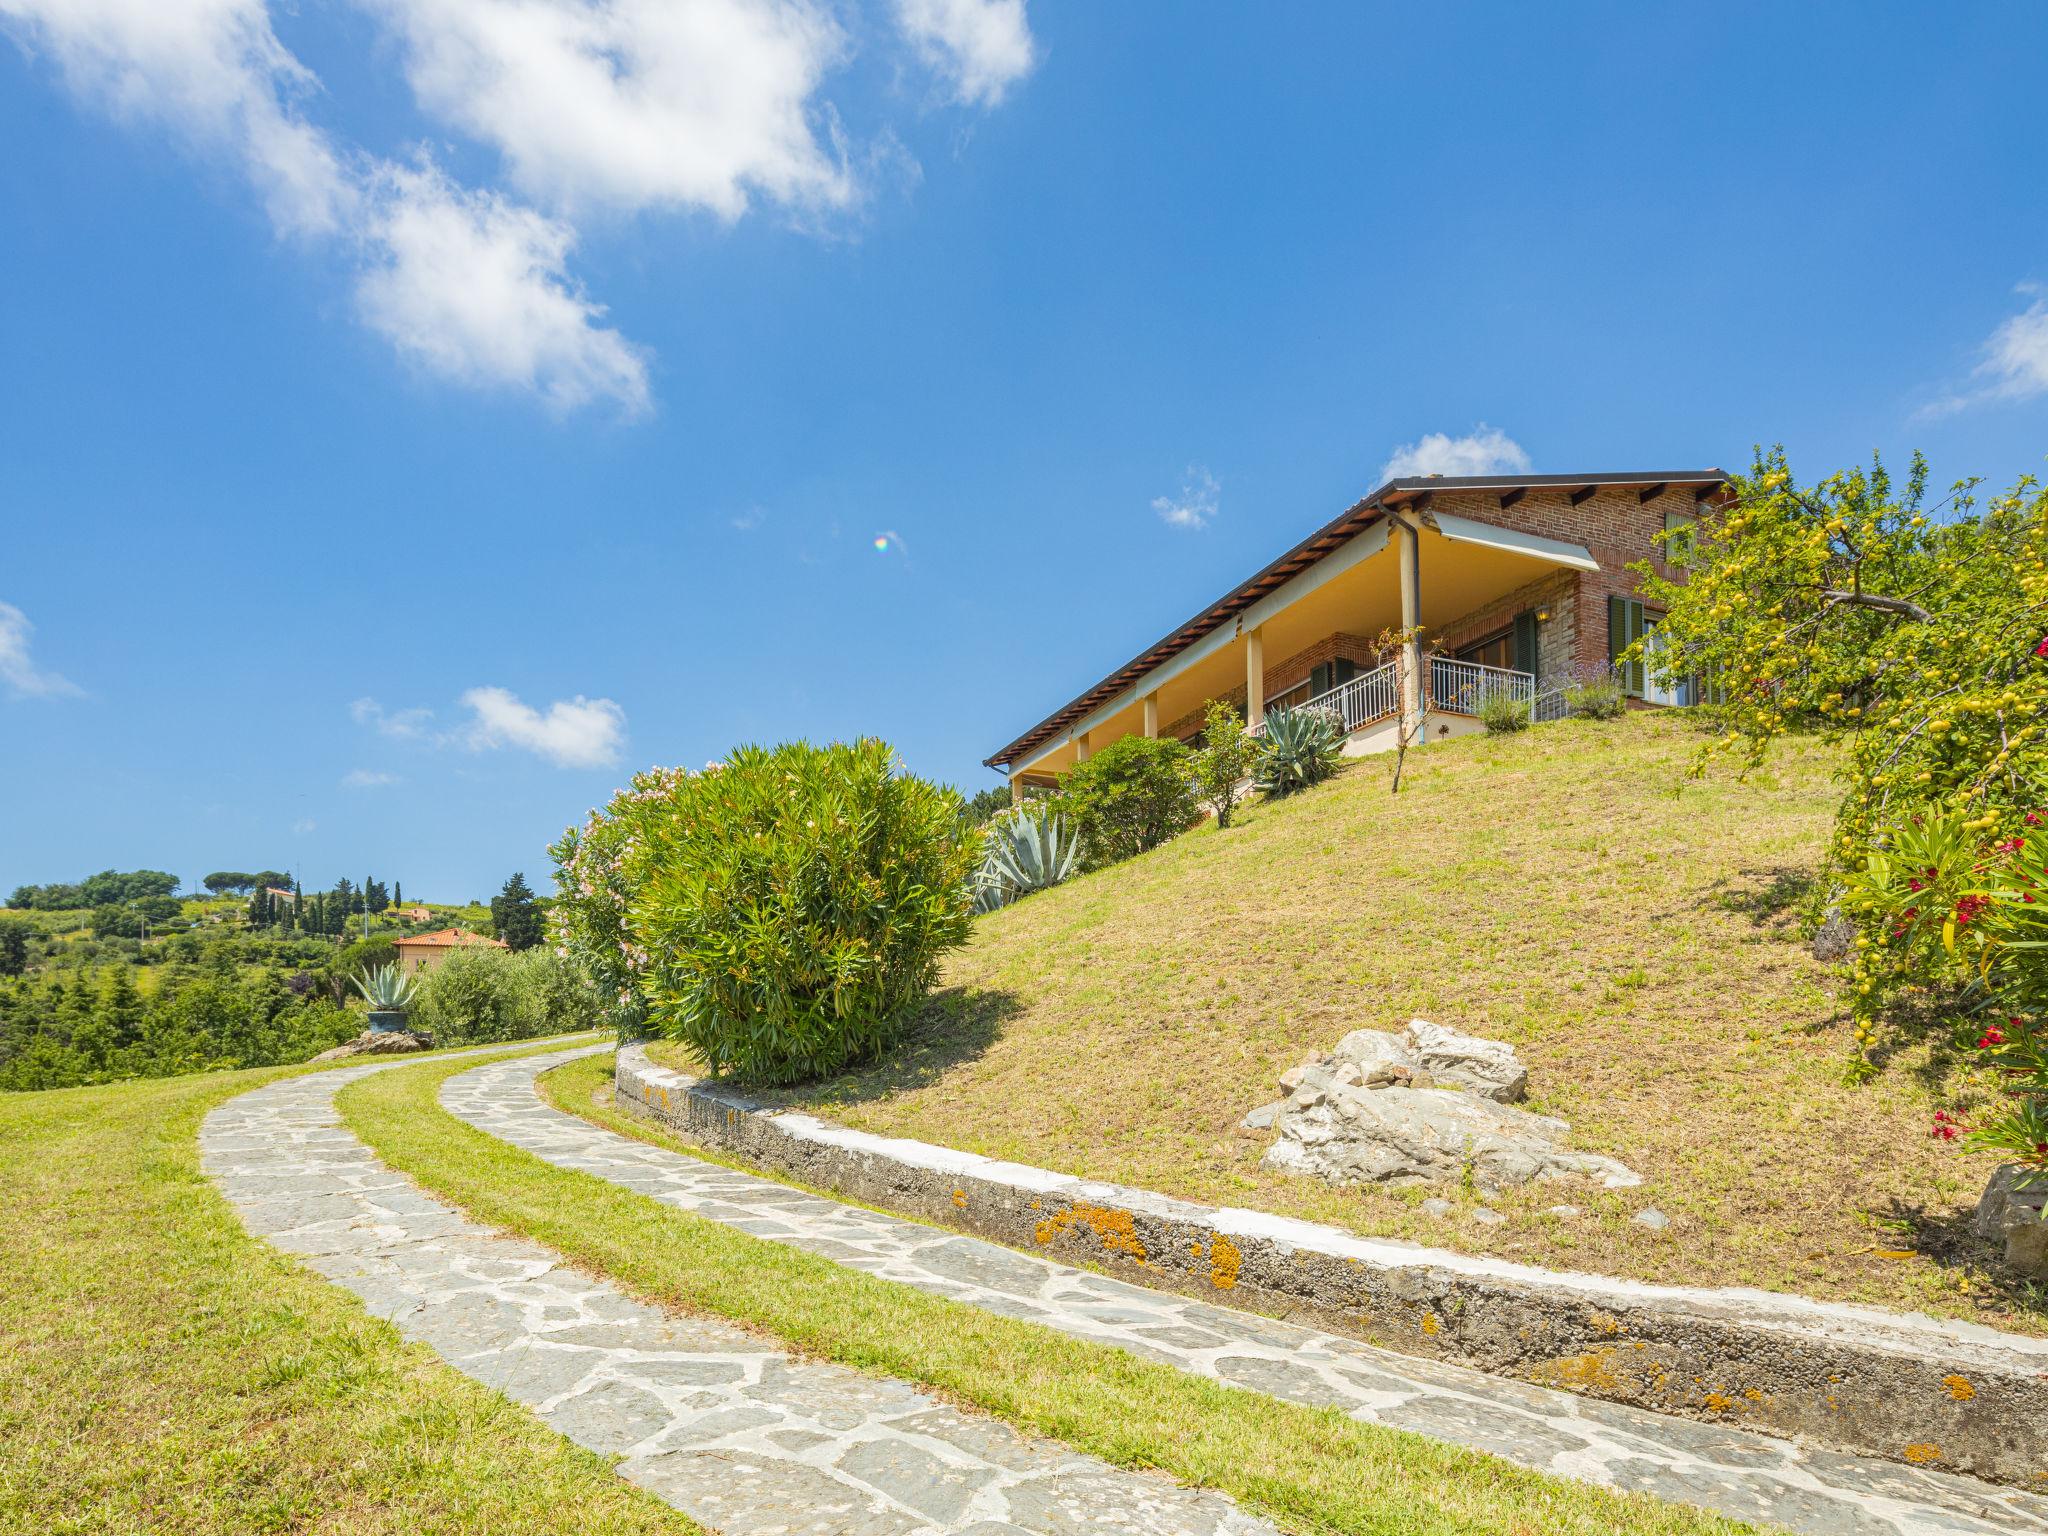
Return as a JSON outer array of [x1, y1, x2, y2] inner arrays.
[[1055, 734, 1201, 869], [556, 739, 978, 1085]]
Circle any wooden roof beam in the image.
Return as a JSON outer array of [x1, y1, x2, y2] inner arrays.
[[1569, 485, 1598, 507]]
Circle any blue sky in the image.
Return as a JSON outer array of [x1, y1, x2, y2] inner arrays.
[[3, 1, 2046, 901]]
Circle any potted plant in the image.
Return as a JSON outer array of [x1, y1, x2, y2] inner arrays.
[[351, 962, 419, 1034]]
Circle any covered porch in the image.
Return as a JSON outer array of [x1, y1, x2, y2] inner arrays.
[[1007, 506, 1595, 791]]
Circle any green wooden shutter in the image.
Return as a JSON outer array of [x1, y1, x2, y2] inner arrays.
[[1608, 596, 1647, 696], [1512, 610, 1539, 677]]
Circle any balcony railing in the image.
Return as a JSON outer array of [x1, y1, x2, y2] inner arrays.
[[1251, 656, 1537, 738], [1426, 656, 1534, 716]]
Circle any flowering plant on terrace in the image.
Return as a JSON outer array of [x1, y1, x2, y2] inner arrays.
[[1845, 806, 2048, 1186]]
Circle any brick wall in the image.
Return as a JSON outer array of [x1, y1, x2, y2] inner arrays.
[[1430, 568, 1580, 683], [1421, 486, 1700, 675]]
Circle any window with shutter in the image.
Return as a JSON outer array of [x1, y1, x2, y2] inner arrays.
[[1608, 596, 1649, 697]]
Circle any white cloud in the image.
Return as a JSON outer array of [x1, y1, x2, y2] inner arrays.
[[351, 696, 434, 739], [341, 768, 401, 788], [359, 163, 650, 413], [359, 0, 857, 220], [1379, 424, 1531, 482], [292, 817, 318, 834], [1920, 286, 2048, 418], [0, 601, 82, 699], [459, 685, 625, 768], [730, 507, 766, 531], [1152, 465, 1219, 531], [895, 0, 1034, 107], [0, 0, 647, 413]]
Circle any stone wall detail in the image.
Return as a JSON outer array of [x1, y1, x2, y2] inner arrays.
[[615, 1043, 2048, 1490]]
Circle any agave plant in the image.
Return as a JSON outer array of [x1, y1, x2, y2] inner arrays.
[[973, 806, 1083, 913], [1254, 704, 1345, 796], [351, 961, 419, 1012]]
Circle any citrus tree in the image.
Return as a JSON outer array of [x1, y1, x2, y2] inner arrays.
[[1633, 450, 2048, 1060]]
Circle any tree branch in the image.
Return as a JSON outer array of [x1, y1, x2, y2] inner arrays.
[[1821, 590, 1932, 622]]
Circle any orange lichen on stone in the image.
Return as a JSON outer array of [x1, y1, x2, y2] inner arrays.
[[1903, 1443, 1941, 1465], [1590, 1311, 1622, 1336], [1530, 1349, 1624, 1394], [1420, 1312, 1441, 1337], [950, 1189, 968, 1209], [1031, 1203, 1147, 1261], [1208, 1234, 1242, 1290], [1943, 1374, 1976, 1402], [1742, 1388, 1766, 1403], [1702, 1392, 1736, 1415]]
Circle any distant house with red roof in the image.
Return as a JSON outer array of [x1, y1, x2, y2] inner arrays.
[[393, 926, 507, 974]]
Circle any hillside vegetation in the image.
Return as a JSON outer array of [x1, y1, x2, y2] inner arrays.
[[733, 713, 2032, 1331]]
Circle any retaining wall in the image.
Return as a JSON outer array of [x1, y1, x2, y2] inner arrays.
[[614, 1043, 2048, 1489]]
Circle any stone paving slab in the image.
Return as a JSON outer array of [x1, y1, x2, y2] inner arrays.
[[444, 1045, 2048, 1536], [200, 1056, 1284, 1536]]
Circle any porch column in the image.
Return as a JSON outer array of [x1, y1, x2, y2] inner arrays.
[[1142, 693, 1159, 738], [1396, 519, 1422, 741], [1245, 626, 1265, 727], [1073, 731, 1091, 764], [1009, 774, 1023, 806]]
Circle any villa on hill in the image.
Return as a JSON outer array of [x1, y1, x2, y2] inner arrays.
[[984, 469, 1728, 797], [394, 927, 508, 975]]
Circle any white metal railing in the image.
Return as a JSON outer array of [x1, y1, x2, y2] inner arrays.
[[1245, 657, 1546, 738], [1427, 656, 1534, 717], [1250, 661, 1400, 737]]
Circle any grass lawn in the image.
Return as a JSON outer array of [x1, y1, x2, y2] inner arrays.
[[0, 1041, 696, 1536], [651, 712, 2036, 1333], [337, 1047, 1755, 1536]]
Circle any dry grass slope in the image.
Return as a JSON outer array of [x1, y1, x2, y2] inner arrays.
[[750, 713, 2033, 1332]]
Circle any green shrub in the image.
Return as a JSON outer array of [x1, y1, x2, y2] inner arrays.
[[616, 738, 978, 1085], [1193, 700, 1255, 828], [1477, 690, 1532, 734], [408, 947, 600, 1045], [1057, 735, 1199, 868], [1254, 705, 1344, 795], [1564, 676, 1627, 720]]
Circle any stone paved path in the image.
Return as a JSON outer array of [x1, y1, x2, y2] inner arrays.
[[441, 1045, 2048, 1536], [201, 1055, 1285, 1536]]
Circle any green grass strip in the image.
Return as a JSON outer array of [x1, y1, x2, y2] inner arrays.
[[0, 1037, 696, 1536], [340, 1047, 1756, 1536]]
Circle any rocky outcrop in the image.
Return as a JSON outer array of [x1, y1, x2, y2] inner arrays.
[[312, 1028, 435, 1062], [1259, 1020, 1637, 1194], [1976, 1164, 2048, 1279]]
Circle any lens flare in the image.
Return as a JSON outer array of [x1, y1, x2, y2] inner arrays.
[[872, 535, 890, 552]]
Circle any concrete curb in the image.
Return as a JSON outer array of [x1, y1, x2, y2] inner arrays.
[[613, 1043, 2048, 1489]]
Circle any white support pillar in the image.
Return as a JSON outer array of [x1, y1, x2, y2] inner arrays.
[[1009, 774, 1024, 806], [1073, 731, 1091, 764], [1245, 626, 1265, 727], [1396, 518, 1422, 741], [1142, 693, 1159, 738]]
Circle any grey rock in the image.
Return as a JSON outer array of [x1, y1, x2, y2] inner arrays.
[[1238, 1100, 1285, 1132], [1402, 1018, 1529, 1103], [1471, 1207, 1507, 1227], [1810, 909, 1856, 964], [1547, 1205, 1581, 1219], [1418, 1197, 1456, 1218], [311, 1028, 435, 1061], [1632, 1208, 1671, 1231], [1978, 1165, 2048, 1279], [1262, 1077, 1641, 1193]]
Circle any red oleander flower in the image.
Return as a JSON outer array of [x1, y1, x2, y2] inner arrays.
[[1978, 1025, 2007, 1049], [1954, 894, 1991, 926], [2035, 637, 2048, 657], [1931, 1109, 1967, 1141], [1908, 878, 1924, 892]]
